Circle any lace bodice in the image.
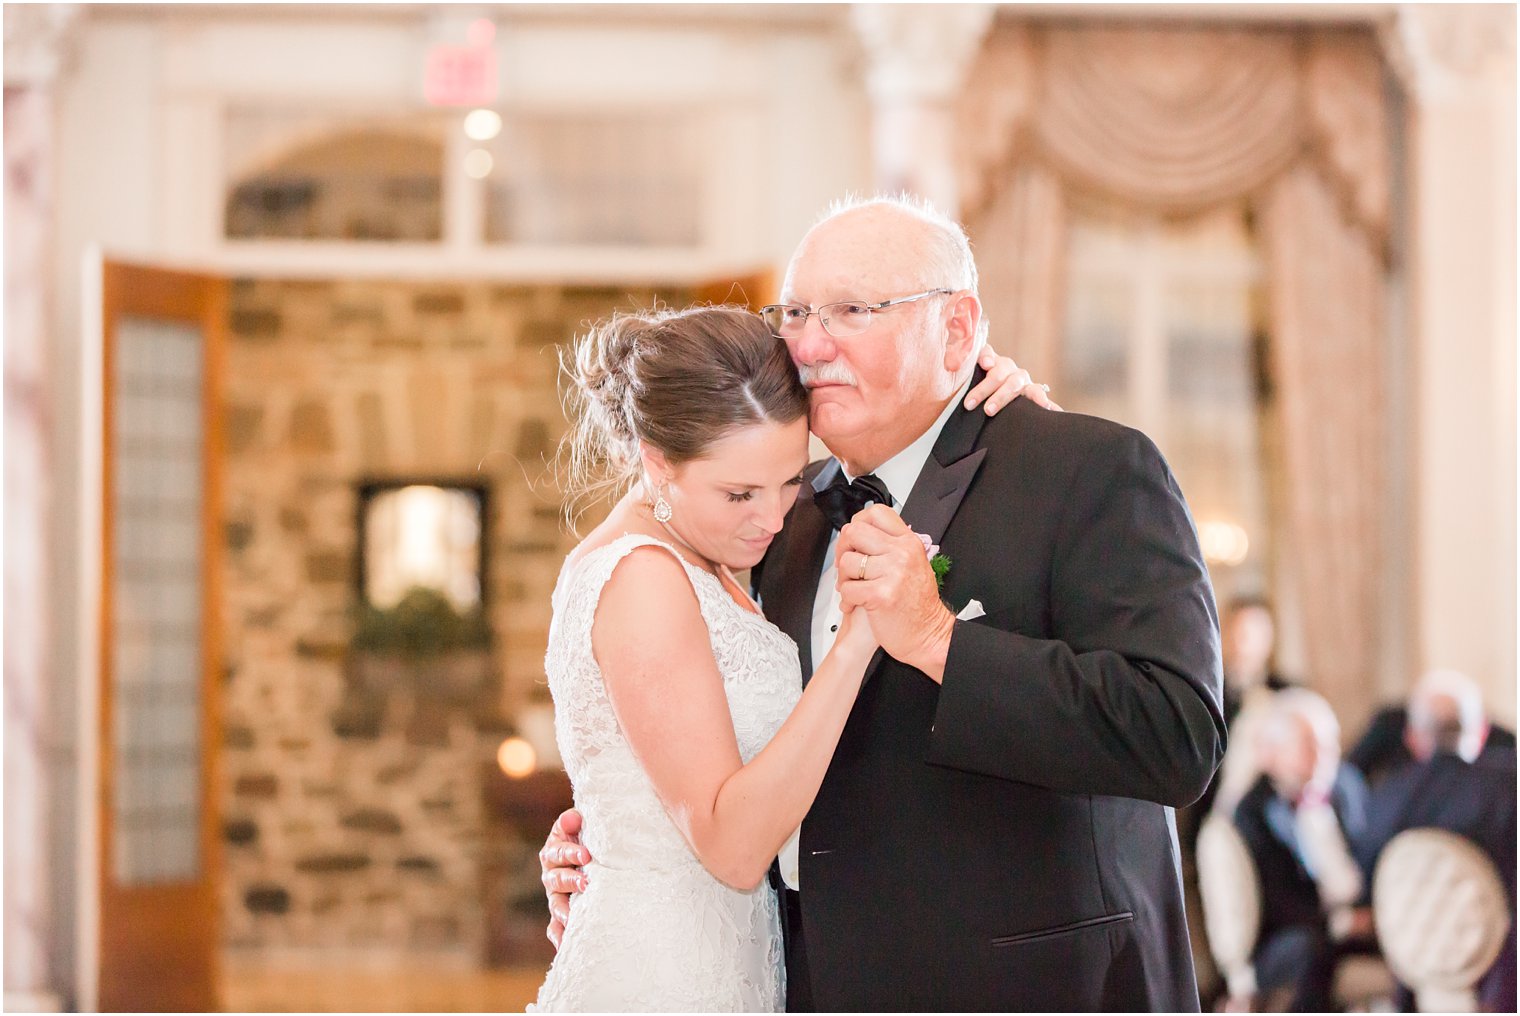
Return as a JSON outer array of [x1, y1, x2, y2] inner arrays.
[[532, 533, 802, 1011]]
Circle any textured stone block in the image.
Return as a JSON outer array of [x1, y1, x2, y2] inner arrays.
[[227, 404, 264, 453], [235, 774, 278, 798], [279, 507, 308, 533], [245, 885, 291, 914], [377, 761, 419, 785], [410, 914, 461, 948], [514, 419, 552, 463], [518, 321, 564, 350], [304, 551, 348, 584], [289, 401, 335, 454], [414, 292, 464, 315], [340, 809, 402, 835], [226, 519, 255, 552], [330, 697, 384, 740], [231, 309, 283, 341], [397, 855, 440, 875], [295, 853, 371, 874], [225, 819, 259, 846], [224, 725, 255, 750]]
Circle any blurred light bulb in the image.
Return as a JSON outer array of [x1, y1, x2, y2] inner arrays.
[[464, 149, 494, 179], [1199, 520, 1250, 567], [463, 109, 502, 142], [498, 737, 536, 779]]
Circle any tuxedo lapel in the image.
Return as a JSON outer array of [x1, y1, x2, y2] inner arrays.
[[863, 385, 992, 685], [772, 460, 839, 683]]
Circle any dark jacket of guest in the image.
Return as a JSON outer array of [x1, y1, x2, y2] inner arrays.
[[1233, 766, 1369, 937], [1347, 705, 1516, 788], [1355, 747, 1517, 1011], [1355, 747, 1517, 904]]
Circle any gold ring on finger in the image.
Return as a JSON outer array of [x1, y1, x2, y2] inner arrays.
[[858, 554, 870, 581]]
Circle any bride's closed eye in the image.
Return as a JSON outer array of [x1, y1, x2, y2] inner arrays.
[[725, 475, 805, 503]]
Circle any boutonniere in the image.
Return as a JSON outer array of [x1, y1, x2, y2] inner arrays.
[[914, 531, 952, 589]]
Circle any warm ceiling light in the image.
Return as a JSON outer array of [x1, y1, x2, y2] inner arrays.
[[463, 109, 502, 142], [497, 737, 536, 779], [464, 149, 494, 179], [1199, 520, 1250, 567]]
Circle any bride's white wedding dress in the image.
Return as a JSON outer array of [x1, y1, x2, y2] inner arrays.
[[531, 534, 802, 1013]]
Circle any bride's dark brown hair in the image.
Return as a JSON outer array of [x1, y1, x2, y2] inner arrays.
[[559, 305, 809, 527]]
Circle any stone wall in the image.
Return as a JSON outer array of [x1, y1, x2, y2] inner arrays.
[[220, 278, 691, 960]]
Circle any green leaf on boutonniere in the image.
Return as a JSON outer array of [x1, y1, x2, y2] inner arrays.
[[930, 553, 952, 589]]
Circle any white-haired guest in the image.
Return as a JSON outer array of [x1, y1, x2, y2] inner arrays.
[[1355, 670, 1517, 1012], [1347, 668, 1515, 788], [1228, 689, 1375, 1012]]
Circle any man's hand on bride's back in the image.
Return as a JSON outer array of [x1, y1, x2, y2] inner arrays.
[[540, 807, 592, 950]]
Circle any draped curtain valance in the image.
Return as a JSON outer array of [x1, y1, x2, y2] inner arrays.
[[957, 22, 1395, 728], [959, 24, 1391, 242]]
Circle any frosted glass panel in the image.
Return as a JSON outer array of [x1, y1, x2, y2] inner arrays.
[[483, 112, 702, 246], [223, 108, 446, 241], [110, 316, 205, 886]]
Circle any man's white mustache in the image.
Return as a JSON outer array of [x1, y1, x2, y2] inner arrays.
[[797, 362, 858, 387]]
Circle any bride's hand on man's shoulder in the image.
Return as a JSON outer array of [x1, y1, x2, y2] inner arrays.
[[540, 808, 591, 950], [965, 346, 1063, 415]]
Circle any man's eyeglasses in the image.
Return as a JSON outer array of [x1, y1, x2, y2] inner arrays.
[[760, 288, 953, 339]]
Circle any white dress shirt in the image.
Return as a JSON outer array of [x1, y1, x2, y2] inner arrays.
[[780, 379, 972, 891]]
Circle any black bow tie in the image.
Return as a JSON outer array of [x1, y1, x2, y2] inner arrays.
[[816, 472, 893, 531]]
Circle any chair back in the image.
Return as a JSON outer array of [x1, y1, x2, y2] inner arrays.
[[1373, 827, 1511, 1012], [1197, 813, 1263, 995]]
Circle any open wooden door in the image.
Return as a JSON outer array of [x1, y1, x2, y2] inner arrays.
[[91, 260, 225, 1012]]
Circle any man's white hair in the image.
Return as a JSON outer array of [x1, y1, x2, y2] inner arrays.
[[814, 192, 988, 347], [1257, 687, 1343, 790], [1409, 668, 1487, 761], [1261, 687, 1341, 749]]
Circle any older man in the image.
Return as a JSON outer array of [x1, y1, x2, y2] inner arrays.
[[544, 196, 1224, 1010], [1230, 690, 1372, 1012], [1348, 667, 1517, 789], [1355, 671, 1517, 1012]]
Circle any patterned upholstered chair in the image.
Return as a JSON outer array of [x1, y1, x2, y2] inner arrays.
[[1197, 813, 1263, 1002], [1198, 812, 1394, 1010], [1373, 828, 1512, 1012]]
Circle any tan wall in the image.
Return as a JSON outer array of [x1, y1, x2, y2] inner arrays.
[[1402, 5, 1518, 725]]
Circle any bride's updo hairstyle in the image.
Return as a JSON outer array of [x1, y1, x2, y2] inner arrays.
[[560, 305, 808, 525]]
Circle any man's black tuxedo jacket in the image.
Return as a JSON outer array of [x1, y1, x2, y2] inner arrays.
[[754, 394, 1225, 1011]]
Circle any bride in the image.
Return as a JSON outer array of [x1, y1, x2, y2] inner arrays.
[[531, 305, 1037, 1011]]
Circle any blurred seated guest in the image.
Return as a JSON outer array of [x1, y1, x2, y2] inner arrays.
[[1205, 598, 1296, 819], [1355, 674, 1517, 1012], [1230, 689, 1374, 1012], [1221, 596, 1294, 724], [1348, 669, 1515, 789]]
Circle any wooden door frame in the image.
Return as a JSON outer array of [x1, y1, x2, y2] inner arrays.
[[81, 252, 227, 1012]]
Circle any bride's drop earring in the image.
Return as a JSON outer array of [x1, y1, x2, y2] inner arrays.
[[652, 486, 673, 523]]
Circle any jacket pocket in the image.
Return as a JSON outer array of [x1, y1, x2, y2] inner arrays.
[[990, 910, 1134, 948]]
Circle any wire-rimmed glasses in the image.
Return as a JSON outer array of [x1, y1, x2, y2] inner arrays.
[[760, 288, 953, 338]]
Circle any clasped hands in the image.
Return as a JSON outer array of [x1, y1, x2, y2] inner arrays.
[[834, 505, 955, 684]]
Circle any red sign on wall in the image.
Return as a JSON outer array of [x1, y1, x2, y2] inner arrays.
[[424, 43, 498, 107]]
